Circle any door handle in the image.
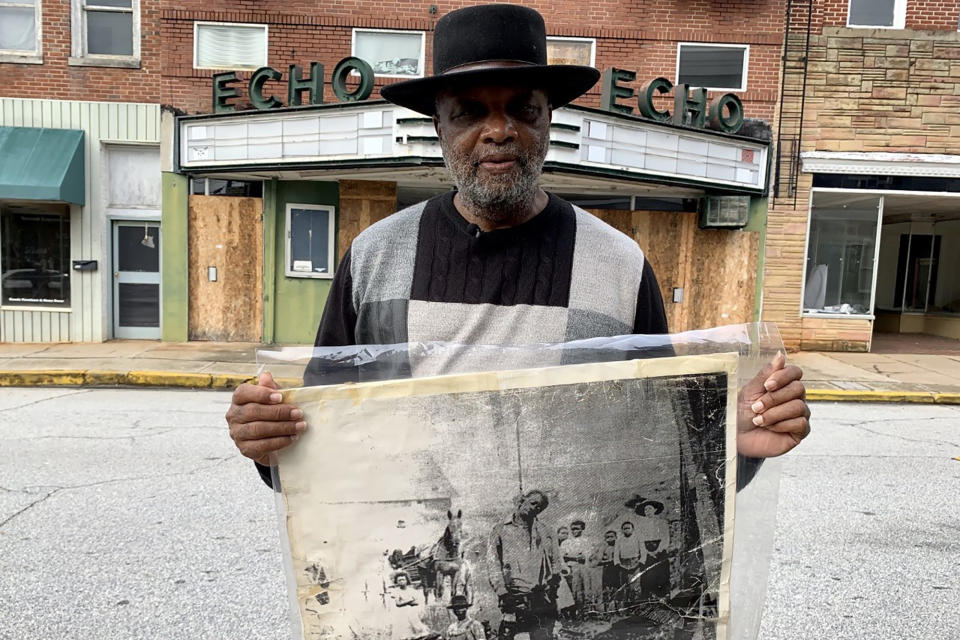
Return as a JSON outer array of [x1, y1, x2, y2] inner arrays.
[[114, 272, 119, 277]]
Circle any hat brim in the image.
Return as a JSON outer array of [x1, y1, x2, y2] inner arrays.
[[380, 65, 600, 116]]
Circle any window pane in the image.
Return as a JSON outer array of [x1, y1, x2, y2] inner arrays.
[[117, 226, 160, 272], [678, 45, 746, 90], [195, 24, 267, 69], [354, 30, 422, 76], [1, 209, 70, 307], [118, 283, 159, 327], [289, 208, 331, 275], [547, 39, 593, 66], [86, 0, 132, 7], [87, 10, 133, 55], [804, 193, 880, 315], [849, 0, 896, 26], [190, 178, 206, 195], [108, 146, 161, 207], [0, 7, 36, 52]]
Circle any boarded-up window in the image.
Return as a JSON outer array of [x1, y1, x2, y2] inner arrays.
[[106, 145, 160, 209], [546, 37, 595, 67]]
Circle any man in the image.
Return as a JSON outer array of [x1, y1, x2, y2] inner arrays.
[[559, 519, 592, 611], [614, 521, 643, 604], [596, 530, 622, 611], [226, 5, 810, 486], [487, 490, 563, 640], [443, 595, 486, 640]]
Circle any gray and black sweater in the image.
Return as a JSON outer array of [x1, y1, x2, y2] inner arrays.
[[312, 191, 667, 363]]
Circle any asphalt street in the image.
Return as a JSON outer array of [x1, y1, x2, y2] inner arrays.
[[1, 388, 958, 639]]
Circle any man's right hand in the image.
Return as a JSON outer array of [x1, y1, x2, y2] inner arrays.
[[226, 371, 306, 466]]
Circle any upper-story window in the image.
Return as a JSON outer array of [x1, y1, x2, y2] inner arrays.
[[352, 28, 425, 77], [194, 22, 268, 70], [70, 0, 140, 68], [847, 0, 906, 29], [676, 43, 749, 92], [546, 36, 596, 67], [0, 0, 42, 63]]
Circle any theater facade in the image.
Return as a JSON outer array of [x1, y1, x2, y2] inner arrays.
[[164, 76, 772, 344]]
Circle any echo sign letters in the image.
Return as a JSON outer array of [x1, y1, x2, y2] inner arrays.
[[212, 57, 376, 113], [211, 58, 745, 134], [600, 69, 745, 134]]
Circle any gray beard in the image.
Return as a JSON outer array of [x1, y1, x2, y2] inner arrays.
[[441, 136, 548, 223]]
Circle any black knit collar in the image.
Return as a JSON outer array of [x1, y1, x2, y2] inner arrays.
[[435, 190, 566, 242]]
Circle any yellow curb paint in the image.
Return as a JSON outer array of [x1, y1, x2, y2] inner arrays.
[[83, 370, 126, 386], [0, 370, 87, 386], [210, 374, 252, 390], [806, 389, 960, 404], [126, 371, 213, 388], [275, 377, 304, 389]]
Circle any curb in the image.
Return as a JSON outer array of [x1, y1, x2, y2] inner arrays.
[[805, 389, 960, 404], [2, 370, 959, 403], [0, 370, 303, 390]]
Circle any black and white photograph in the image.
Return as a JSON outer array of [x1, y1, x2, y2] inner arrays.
[[278, 354, 738, 640]]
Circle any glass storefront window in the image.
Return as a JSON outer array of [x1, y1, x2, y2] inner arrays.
[[285, 203, 335, 279], [803, 192, 881, 316], [1, 206, 71, 307]]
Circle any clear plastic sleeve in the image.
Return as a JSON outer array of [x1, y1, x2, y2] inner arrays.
[[257, 323, 785, 640]]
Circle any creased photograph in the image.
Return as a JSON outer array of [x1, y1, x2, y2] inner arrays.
[[278, 353, 738, 640]]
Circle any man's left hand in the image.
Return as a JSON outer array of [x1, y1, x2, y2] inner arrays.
[[737, 351, 811, 457]]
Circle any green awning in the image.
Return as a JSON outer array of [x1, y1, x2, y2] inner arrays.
[[0, 126, 85, 205]]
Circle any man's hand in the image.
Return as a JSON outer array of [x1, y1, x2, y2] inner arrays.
[[737, 352, 811, 458], [226, 372, 306, 466]]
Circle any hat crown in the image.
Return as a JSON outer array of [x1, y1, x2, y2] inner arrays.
[[434, 4, 547, 74]]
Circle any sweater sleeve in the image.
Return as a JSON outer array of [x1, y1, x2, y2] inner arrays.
[[255, 248, 358, 489], [633, 258, 669, 335]]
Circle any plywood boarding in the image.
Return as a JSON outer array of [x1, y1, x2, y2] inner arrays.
[[0, 98, 160, 342], [337, 180, 397, 260], [585, 209, 759, 333], [686, 228, 760, 330], [188, 195, 263, 342]]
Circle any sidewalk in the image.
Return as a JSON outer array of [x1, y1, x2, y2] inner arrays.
[[1, 339, 959, 403]]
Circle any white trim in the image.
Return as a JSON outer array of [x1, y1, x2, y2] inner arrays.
[[70, 0, 140, 67], [802, 151, 960, 177], [193, 21, 269, 71], [546, 36, 597, 67], [806, 186, 960, 199], [675, 42, 749, 92], [0, 0, 42, 63], [351, 27, 426, 78], [284, 203, 336, 280], [111, 220, 162, 339], [847, 0, 906, 29]]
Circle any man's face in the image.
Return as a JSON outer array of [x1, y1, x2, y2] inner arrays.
[[557, 526, 569, 542], [571, 523, 584, 538], [621, 523, 633, 537], [517, 491, 547, 518], [452, 606, 468, 621], [605, 532, 617, 545], [434, 83, 551, 220]]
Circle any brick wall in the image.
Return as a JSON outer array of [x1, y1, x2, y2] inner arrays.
[[159, 0, 785, 122], [764, 2, 960, 351], [0, 0, 161, 103]]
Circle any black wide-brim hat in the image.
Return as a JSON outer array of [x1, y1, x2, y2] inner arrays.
[[380, 4, 600, 116]]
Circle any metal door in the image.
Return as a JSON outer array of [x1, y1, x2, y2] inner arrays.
[[112, 221, 161, 339]]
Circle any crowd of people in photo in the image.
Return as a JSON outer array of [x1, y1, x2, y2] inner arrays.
[[557, 502, 672, 618]]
